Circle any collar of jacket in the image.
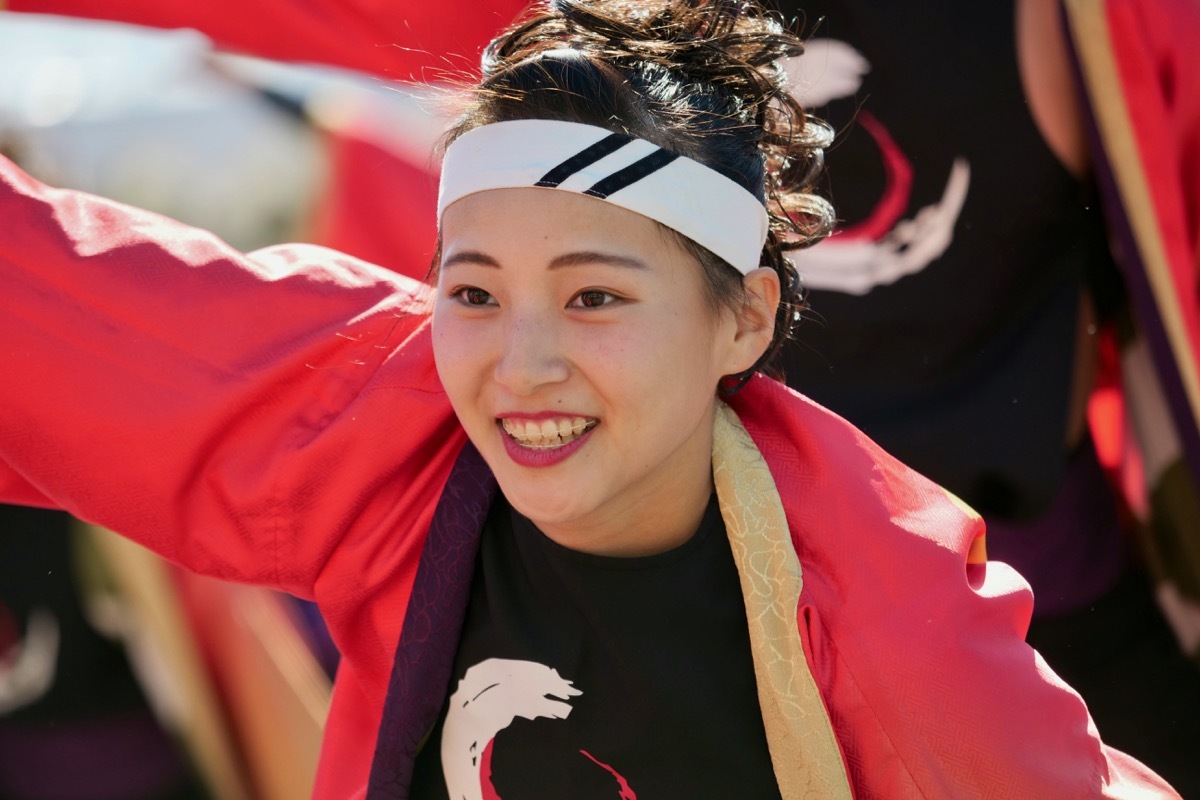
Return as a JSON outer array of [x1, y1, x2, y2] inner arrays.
[[364, 398, 855, 798]]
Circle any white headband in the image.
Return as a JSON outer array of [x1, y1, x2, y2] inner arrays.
[[437, 119, 770, 275]]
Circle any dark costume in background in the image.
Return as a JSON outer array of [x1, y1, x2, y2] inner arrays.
[[0, 506, 202, 800], [776, 1, 1200, 791]]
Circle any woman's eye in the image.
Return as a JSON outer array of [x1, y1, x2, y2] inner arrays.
[[452, 286, 495, 306], [569, 290, 616, 309]]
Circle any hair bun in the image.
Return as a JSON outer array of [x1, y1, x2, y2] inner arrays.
[[487, 1, 802, 112]]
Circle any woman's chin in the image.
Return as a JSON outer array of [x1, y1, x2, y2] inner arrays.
[[500, 485, 595, 538]]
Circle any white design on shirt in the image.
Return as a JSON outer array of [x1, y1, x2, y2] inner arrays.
[[0, 608, 60, 713], [442, 657, 582, 800], [782, 39, 972, 295], [793, 159, 971, 295]]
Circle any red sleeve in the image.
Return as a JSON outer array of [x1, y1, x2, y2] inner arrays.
[[732, 377, 1179, 798], [0, 153, 463, 600], [0, 462, 56, 509], [6, 0, 529, 80], [308, 122, 440, 281]]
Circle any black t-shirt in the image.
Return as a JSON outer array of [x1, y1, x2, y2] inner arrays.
[[410, 494, 783, 799]]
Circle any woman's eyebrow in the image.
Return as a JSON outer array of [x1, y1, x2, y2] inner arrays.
[[548, 251, 648, 270], [440, 250, 648, 270], [440, 250, 499, 269]]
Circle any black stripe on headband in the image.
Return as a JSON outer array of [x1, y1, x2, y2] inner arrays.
[[584, 149, 681, 199], [535, 133, 633, 188]]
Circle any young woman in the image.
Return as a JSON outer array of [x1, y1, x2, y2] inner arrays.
[[0, 1, 1179, 797]]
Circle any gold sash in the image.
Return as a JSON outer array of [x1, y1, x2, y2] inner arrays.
[[712, 401, 853, 799]]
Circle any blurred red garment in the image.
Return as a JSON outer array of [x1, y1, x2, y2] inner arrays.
[[309, 118, 440, 281], [7, 0, 529, 80], [4, 0, 523, 280]]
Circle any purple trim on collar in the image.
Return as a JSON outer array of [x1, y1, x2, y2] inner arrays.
[[366, 442, 497, 798], [1062, 7, 1200, 489]]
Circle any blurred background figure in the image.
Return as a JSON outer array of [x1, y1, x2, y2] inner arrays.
[[773, 0, 1200, 794], [0, 0, 529, 277], [0, 506, 209, 800], [0, 12, 324, 252]]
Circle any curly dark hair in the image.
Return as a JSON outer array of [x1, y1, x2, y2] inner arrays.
[[440, 0, 834, 387]]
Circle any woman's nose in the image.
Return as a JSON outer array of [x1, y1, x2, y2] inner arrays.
[[492, 313, 570, 395]]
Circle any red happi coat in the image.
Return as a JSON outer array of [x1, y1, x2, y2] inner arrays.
[[0, 155, 1177, 797]]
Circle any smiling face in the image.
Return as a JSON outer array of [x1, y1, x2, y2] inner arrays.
[[433, 187, 771, 556]]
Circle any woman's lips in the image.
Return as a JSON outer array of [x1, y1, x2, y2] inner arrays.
[[497, 415, 598, 467], [500, 416, 596, 449]]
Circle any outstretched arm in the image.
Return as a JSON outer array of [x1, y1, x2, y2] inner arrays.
[[0, 153, 455, 596]]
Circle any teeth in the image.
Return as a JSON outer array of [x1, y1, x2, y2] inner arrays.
[[502, 417, 594, 449]]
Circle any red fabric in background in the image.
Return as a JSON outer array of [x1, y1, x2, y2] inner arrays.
[[309, 126, 440, 282], [8, 0, 529, 80]]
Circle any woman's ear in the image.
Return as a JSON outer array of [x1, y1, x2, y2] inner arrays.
[[725, 267, 781, 374]]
